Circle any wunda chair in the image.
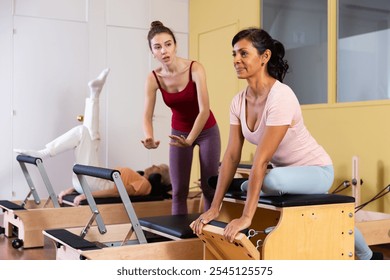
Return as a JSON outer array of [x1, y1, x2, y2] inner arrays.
[[196, 177, 356, 260], [43, 164, 203, 260]]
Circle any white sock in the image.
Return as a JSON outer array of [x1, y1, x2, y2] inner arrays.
[[14, 148, 51, 159], [88, 68, 110, 99]]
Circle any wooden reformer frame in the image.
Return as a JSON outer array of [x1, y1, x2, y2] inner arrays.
[[46, 163, 357, 260], [1, 156, 197, 249], [43, 164, 203, 260]]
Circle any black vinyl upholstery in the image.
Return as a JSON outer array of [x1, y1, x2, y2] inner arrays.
[[208, 176, 355, 207], [0, 200, 26, 210], [139, 213, 201, 239]]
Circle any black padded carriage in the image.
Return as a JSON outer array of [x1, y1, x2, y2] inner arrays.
[[47, 164, 195, 254]]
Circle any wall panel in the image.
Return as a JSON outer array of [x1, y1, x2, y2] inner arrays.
[[106, 0, 150, 28], [12, 15, 88, 198], [14, 0, 88, 22]]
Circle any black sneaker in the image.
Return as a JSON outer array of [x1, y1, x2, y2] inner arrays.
[[370, 252, 384, 260]]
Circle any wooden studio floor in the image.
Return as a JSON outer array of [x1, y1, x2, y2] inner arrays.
[[1, 232, 390, 260]]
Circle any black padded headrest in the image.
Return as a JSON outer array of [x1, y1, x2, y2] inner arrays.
[[148, 173, 172, 198]]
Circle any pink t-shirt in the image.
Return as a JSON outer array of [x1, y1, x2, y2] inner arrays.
[[230, 80, 332, 167]]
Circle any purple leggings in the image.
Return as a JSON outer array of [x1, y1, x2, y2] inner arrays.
[[169, 125, 221, 214]]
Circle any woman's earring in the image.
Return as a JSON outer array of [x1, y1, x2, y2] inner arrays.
[[261, 62, 264, 66]]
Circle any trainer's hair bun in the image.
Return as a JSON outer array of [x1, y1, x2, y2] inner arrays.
[[151, 21, 164, 28]]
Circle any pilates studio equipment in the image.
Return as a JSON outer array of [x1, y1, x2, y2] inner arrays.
[[43, 164, 203, 260], [60, 171, 173, 206], [1, 156, 196, 249], [0, 155, 60, 210], [0, 155, 60, 248], [46, 164, 356, 260], [199, 190, 355, 259]]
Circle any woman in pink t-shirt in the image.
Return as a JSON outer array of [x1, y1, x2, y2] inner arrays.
[[191, 28, 379, 260]]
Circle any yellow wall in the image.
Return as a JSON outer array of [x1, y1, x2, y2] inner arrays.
[[189, 0, 390, 213], [188, 0, 260, 188], [303, 102, 390, 213]]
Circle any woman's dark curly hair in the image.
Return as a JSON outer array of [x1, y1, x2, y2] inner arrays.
[[232, 28, 289, 82]]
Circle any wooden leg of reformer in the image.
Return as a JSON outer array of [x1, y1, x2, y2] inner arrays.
[[2, 199, 178, 249], [3, 210, 15, 238]]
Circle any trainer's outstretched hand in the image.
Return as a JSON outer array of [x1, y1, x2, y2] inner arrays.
[[142, 137, 160, 149]]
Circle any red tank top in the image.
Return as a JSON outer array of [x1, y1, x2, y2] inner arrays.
[[152, 61, 216, 132]]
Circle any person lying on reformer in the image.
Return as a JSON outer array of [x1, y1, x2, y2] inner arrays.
[[14, 68, 171, 206]]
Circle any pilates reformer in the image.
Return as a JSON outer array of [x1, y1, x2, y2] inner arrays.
[[1, 157, 199, 250], [0, 155, 60, 210], [195, 176, 356, 260], [0, 155, 60, 248], [43, 164, 204, 260], [47, 167, 355, 260]]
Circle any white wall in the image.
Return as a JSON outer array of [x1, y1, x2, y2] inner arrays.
[[0, 0, 13, 200], [0, 0, 188, 200]]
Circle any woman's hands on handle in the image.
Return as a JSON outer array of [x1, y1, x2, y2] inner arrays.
[[190, 207, 220, 235]]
